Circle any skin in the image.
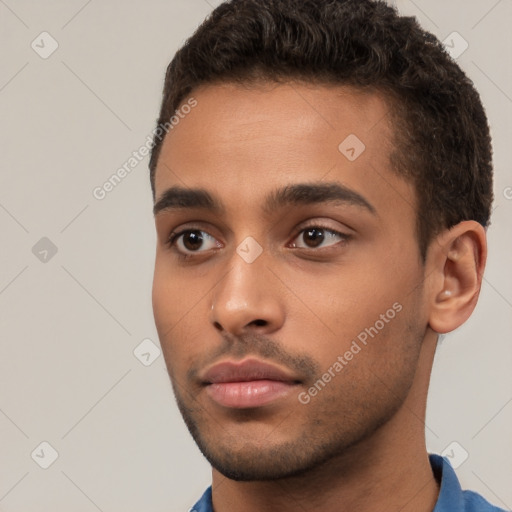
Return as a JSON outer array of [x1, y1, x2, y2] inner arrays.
[[152, 82, 487, 512]]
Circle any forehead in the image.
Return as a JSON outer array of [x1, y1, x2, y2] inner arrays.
[[154, 81, 413, 220]]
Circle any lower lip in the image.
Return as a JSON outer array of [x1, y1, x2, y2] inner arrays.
[[205, 380, 296, 408]]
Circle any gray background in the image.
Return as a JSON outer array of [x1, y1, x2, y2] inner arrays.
[[0, 0, 511, 511]]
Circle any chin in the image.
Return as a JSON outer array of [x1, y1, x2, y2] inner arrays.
[[202, 446, 321, 482]]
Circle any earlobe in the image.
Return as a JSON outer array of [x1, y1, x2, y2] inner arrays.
[[427, 221, 487, 335]]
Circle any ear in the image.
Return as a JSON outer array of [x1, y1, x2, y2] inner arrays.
[[426, 221, 487, 334]]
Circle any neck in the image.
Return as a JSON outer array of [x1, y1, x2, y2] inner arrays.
[[210, 331, 440, 512]]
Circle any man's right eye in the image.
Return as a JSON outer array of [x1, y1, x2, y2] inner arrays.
[[167, 229, 223, 256]]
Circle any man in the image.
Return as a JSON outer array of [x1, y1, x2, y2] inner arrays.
[[149, 0, 504, 510]]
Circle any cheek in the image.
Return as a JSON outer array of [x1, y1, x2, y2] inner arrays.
[[152, 264, 175, 331], [304, 305, 421, 415], [152, 257, 200, 325], [152, 264, 188, 351], [152, 260, 209, 367], [283, 260, 419, 368], [285, 266, 388, 336]]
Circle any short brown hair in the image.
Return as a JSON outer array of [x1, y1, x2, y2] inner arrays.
[[149, 0, 493, 259]]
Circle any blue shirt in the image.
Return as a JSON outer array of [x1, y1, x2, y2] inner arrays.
[[190, 454, 507, 511]]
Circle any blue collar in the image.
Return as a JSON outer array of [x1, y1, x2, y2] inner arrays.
[[191, 454, 505, 511], [430, 454, 505, 511]]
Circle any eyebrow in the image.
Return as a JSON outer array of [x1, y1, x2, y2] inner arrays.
[[153, 182, 376, 217]]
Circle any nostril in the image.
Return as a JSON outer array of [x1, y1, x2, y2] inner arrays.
[[251, 319, 267, 327]]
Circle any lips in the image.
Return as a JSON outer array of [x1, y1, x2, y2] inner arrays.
[[203, 359, 297, 384], [201, 359, 300, 409]]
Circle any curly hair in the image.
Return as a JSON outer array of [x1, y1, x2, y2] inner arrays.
[[149, 0, 493, 260]]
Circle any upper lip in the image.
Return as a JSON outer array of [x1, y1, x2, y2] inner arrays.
[[201, 358, 299, 384]]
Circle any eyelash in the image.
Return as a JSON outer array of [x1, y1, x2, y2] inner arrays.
[[166, 223, 351, 259]]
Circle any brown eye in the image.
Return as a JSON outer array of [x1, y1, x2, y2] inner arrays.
[[290, 226, 350, 250], [303, 228, 325, 248], [182, 230, 204, 251], [167, 229, 222, 256]]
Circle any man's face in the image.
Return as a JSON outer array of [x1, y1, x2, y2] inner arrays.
[[152, 82, 430, 480]]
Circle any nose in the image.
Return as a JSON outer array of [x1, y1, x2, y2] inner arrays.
[[210, 252, 285, 336]]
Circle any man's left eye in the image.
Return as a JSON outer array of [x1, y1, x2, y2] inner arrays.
[[289, 227, 350, 249]]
